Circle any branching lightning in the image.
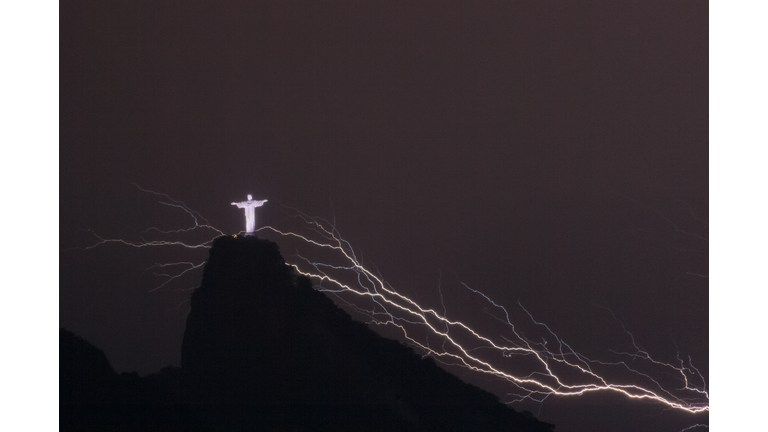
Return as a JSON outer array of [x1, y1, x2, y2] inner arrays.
[[146, 261, 207, 292], [72, 184, 225, 293], [76, 187, 708, 423], [254, 213, 708, 415]]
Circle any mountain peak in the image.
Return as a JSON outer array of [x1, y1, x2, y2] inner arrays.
[[62, 235, 554, 431], [181, 235, 553, 431]]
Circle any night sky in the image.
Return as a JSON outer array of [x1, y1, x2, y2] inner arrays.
[[57, 1, 709, 431]]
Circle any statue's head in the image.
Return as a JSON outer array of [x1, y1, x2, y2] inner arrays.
[[247, 194, 253, 200]]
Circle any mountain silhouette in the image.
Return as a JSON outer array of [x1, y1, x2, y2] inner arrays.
[[61, 235, 555, 431]]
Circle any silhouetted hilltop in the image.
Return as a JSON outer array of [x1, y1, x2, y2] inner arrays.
[[60, 328, 120, 404], [182, 235, 552, 431], [60, 235, 555, 431], [60, 329, 186, 431]]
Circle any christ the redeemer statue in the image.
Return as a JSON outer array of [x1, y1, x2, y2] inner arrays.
[[231, 194, 267, 235]]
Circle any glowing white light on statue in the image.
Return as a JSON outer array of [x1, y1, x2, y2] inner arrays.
[[231, 194, 268, 234]]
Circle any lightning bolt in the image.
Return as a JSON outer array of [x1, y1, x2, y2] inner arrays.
[[70, 184, 225, 293], [255, 215, 708, 415], [73, 188, 708, 428]]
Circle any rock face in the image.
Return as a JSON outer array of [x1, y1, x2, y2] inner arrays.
[[181, 235, 298, 405], [61, 235, 555, 431], [180, 235, 554, 431]]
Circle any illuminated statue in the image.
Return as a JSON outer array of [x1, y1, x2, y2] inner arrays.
[[231, 194, 268, 235]]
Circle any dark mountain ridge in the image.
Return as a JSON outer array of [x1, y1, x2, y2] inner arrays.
[[61, 235, 554, 431]]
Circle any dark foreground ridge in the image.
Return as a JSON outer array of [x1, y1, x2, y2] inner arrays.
[[61, 235, 555, 431]]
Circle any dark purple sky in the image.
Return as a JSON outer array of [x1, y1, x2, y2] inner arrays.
[[60, 1, 708, 431]]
